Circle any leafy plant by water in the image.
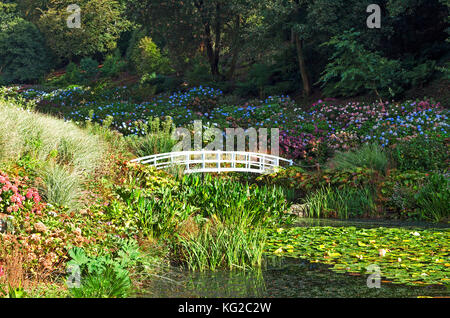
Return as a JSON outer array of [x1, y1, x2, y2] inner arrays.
[[69, 265, 131, 298], [175, 222, 266, 272], [381, 171, 449, 222], [66, 241, 142, 298], [106, 179, 195, 239], [126, 188, 193, 239], [414, 174, 450, 222], [304, 186, 377, 219], [179, 174, 290, 228]]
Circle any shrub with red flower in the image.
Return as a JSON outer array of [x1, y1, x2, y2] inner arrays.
[[328, 131, 360, 151], [279, 131, 325, 163], [0, 171, 45, 215]]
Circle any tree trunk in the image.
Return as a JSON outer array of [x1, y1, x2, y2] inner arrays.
[[294, 32, 311, 97], [226, 15, 241, 80], [203, 23, 219, 78], [212, 2, 222, 80], [195, 0, 221, 79]]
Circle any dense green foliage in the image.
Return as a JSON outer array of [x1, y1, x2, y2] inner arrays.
[[319, 31, 405, 99], [130, 37, 173, 77], [36, 0, 130, 61], [0, 3, 49, 84], [105, 165, 291, 239], [0, 0, 448, 299], [0, 0, 446, 99], [304, 186, 377, 219], [66, 241, 142, 298], [390, 136, 449, 172]]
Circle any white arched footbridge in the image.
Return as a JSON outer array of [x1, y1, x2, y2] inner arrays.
[[130, 151, 293, 174]]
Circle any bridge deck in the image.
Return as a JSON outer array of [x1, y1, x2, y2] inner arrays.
[[131, 151, 293, 174]]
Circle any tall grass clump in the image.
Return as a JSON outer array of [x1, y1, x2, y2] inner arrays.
[[0, 99, 104, 171], [304, 186, 376, 219], [0, 98, 106, 207], [127, 117, 176, 157], [39, 164, 81, 208], [84, 115, 131, 156], [175, 222, 266, 272], [414, 174, 449, 222], [329, 143, 388, 174]]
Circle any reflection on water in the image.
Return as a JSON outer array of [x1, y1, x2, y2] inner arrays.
[[293, 218, 450, 229], [138, 257, 448, 298], [138, 219, 449, 298]]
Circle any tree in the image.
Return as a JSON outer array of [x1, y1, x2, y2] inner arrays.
[[129, 37, 173, 76], [0, 2, 50, 83], [260, 0, 388, 97], [37, 0, 130, 61], [7, 0, 49, 22], [319, 30, 404, 100], [127, 0, 261, 80], [385, 0, 449, 57]]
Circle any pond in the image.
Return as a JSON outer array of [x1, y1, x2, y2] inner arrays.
[[138, 219, 449, 298], [293, 218, 450, 230]]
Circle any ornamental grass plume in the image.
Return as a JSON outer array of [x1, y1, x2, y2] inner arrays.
[[0, 98, 106, 208]]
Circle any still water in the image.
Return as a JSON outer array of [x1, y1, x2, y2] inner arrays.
[[138, 219, 449, 298]]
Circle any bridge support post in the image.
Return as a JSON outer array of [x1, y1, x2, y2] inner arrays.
[[217, 150, 221, 173], [185, 153, 190, 173], [261, 156, 265, 173], [202, 153, 205, 171]]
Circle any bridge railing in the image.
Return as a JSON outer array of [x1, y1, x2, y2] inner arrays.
[[130, 150, 293, 174]]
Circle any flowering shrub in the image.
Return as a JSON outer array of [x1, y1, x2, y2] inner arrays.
[[280, 131, 326, 162], [116, 160, 177, 191], [390, 135, 449, 172], [0, 171, 44, 214], [328, 131, 360, 151], [0, 203, 118, 276], [12, 84, 450, 169], [168, 86, 223, 112]]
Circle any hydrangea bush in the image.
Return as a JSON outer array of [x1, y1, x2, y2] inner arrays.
[[0, 171, 43, 214], [7, 86, 450, 166]]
